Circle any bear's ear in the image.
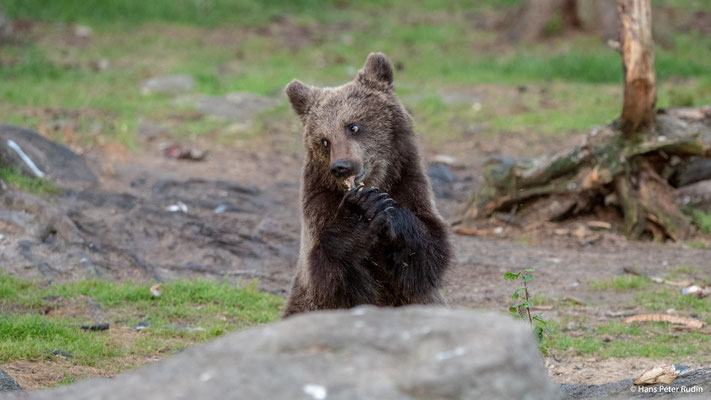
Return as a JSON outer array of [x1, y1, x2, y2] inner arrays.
[[359, 52, 393, 87], [285, 79, 317, 118]]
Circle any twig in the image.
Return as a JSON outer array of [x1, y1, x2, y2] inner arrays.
[[524, 280, 533, 325]]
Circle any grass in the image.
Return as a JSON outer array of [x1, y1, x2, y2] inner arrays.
[[0, 314, 119, 365], [551, 270, 711, 360], [0, 166, 60, 195], [588, 274, 651, 291], [0, 273, 283, 385], [547, 321, 711, 359], [636, 287, 711, 314], [2, 0, 711, 150]]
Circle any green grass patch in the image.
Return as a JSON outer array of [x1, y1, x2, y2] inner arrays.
[[636, 287, 711, 314], [0, 272, 283, 381], [545, 320, 711, 359], [0, 166, 60, 195], [0, 314, 119, 365], [588, 275, 651, 291]]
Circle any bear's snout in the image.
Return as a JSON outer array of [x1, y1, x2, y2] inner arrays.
[[330, 160, 357, 178]]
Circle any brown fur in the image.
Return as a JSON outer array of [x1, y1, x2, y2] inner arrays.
[[283, 53, 451, 317]]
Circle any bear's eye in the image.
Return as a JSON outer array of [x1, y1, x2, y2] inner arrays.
[[347, 123, 360, 135], [321, 139, 329, 148]]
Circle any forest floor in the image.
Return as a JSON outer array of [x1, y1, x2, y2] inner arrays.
[[2, 0, 711, 391]]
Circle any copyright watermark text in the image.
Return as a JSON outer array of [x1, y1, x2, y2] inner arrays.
[[630, 385, 704, 394]]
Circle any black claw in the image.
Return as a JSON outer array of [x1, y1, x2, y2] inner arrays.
[[374, 198, 393, 210]]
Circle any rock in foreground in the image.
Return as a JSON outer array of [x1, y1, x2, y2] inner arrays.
[[11, 306, 561, 400], [0, 368, 22, 392]]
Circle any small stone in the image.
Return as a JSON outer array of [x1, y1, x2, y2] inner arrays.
[[141, 75, 195, 95], [80, 323, 109, 331], [134, 322, 149, 332], [431, 154, 457, 166], [73, 25, 93, 39], [91, 59, 110, 71], [48, 350, 74, 358], [165, 202, 188, 213]]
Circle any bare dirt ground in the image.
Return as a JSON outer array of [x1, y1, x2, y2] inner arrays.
[[3, 124, 711, 389]]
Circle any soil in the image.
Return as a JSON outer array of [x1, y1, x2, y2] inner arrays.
[[2, 118, 711, 391]]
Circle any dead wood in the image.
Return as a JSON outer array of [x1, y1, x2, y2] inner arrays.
[[622, 313, 705, 329], [618, 0, 657, 135]]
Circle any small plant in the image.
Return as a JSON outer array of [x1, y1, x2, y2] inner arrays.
[[504, 268, 549, 353], [689, 208, 711, 234]]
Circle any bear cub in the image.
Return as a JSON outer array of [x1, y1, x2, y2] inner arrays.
[[283, 52, 451, 317]]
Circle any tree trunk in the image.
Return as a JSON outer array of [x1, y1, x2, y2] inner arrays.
[[618, 0, 656, 135]]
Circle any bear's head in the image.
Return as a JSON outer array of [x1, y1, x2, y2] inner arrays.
[[285, 52, 414, 191]]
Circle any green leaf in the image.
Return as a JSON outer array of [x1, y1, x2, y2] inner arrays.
[[522, 274, 534, 282], [521, 300, 533, 308], [532, 316, 548, 329], [504, 272, 520, 280], [539, 344, 549, 356], [508, 306, 520, 317], [512, 287, 527, 299], [523, 268, 535, 273]]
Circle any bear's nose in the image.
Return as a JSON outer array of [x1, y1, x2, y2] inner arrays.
[[330, 160, 355, 178]]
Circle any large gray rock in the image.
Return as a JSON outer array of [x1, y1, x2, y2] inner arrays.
[[0, 368, 22, 392], [140, 74, 195, 95], [174, 92, 279, 121], [0, 125, 97, 189], [677, 179, 711, 213], [9, 307, 562, 400]]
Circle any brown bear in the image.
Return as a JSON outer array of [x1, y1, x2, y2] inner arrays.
[[282, 52, 451, 317]]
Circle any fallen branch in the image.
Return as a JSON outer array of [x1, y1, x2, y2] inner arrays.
[[622, 313, 704, 329], [453, 227, 490, 237]]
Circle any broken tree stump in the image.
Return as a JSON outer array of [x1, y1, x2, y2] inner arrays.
[[463, 107, 711, 241]]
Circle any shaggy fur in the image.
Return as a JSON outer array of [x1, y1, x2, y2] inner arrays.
[[282, 53, 451, 317]]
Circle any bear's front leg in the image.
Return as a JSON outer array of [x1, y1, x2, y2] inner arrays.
[[380, 200, 451, 302], [307, 185, 393, 309]]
